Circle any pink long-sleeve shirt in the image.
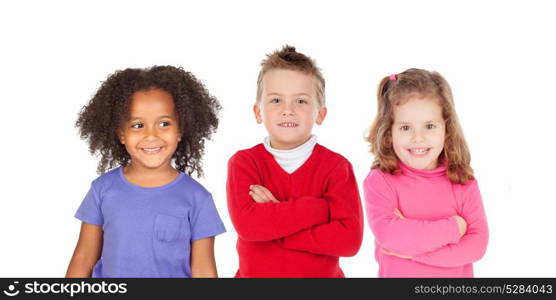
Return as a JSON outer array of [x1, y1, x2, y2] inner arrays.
[[363, 161, 489, 277]]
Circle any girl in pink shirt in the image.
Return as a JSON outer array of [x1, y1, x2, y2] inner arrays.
[[363, 68, 488, 277]]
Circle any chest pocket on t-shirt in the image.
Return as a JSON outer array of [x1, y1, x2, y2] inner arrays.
[[153, 213, 190, 277], [154, 214, 184, 242]]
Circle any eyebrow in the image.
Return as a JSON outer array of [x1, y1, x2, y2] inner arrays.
[[128, 115, 175, 121], [266, 92, 311, 97], [394, 120, 442, 124]]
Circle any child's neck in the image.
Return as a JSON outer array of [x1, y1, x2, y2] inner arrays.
[[123, 164, 179, 188]]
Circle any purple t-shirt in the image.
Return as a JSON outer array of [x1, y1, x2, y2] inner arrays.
[[75, 167, 226, 278]]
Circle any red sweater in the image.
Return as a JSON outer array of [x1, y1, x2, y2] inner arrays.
[[226, 143, 363, 277]]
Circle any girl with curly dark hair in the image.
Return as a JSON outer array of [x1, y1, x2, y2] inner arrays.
[[66, 66, 226, 278]]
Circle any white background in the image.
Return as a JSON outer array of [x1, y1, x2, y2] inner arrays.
[[1, 0, 555, 277]]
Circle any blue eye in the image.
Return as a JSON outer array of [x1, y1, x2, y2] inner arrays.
[[400, 125, 410, 131], [131, 123, 143, 129], [426, 124, 436, 129]]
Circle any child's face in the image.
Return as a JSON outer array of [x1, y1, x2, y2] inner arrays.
[[254, 69, 326, 150], [119, 89, 181, 171], [392, 97, 446, 170]]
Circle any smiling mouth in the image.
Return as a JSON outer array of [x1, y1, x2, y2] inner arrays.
[[141, 147, 163, 154], [277, 122, 299, 128], [408, 148, 430, 155]]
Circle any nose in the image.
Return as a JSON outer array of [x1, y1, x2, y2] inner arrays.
[[144, 125, 159, 140], [412, 129, 425, 143], [281, 101, 294, 116]]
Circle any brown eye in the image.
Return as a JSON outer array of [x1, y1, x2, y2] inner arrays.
[[159, 121, 170, 127], [270, 98, 280, 103], [131, 123, 143, 129], [400, 125, 410, 131], [426, 124, 436, 129]]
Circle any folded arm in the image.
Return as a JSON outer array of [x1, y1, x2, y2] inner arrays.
[[279, 160, 364, 257], [226, 152, 329, 242], [412, 180, 489, 267], [363, 170, 462, 257]]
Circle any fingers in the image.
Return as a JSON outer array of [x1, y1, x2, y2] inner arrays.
[[249, 185, 280, 203], [381, 247, 412, 259], [258, 186, 280, 203], [249, 189, 267, 203], [380, 248, 392, 254], [249, 185, 267, 202], [393, 208, 405, 219], [453, 215, 468, 237]]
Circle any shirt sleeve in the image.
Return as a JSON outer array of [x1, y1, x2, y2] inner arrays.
[[226, 151, 329, 242], [363, 169, 462, 257], [412, 180, 489, 267], [190, 191, 226, 241], [74, 183, 104, 226], [279, 159, 364, 257]]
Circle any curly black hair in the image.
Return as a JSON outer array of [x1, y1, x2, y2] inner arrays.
[[76, 65, 221, 177]]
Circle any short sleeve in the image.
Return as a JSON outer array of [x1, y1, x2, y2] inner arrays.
[[74, 183, 104, 226], [189, 192, 226, 241]]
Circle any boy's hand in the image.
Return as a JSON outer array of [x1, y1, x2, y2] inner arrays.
[[249, 185, 280, 203], [380, 247, 412, 259], [393, 208, 405, 219]]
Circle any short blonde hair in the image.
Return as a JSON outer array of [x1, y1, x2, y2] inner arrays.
[[366, 68, 474, 184], [256, 45, 325, 107]]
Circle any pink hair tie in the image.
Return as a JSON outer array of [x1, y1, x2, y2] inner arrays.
[[389, 74, 397, 81]]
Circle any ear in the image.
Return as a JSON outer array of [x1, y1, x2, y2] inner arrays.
[[253, 103, 263, 124], [118, 130, 125, 144], [315, 106, 327, 125]]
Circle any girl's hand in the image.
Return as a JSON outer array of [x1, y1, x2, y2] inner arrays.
[[453, 215, 468, 237], [249, 185, 280, 203], [381, 247, 412, 259], [393, 207, 405, 219], [395, 208, 467, 237]]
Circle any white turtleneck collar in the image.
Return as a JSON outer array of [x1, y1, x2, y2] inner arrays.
[[263, 135, 317, 174]]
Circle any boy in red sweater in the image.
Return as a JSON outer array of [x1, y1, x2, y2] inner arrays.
[[226, 45, 363, 277]]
